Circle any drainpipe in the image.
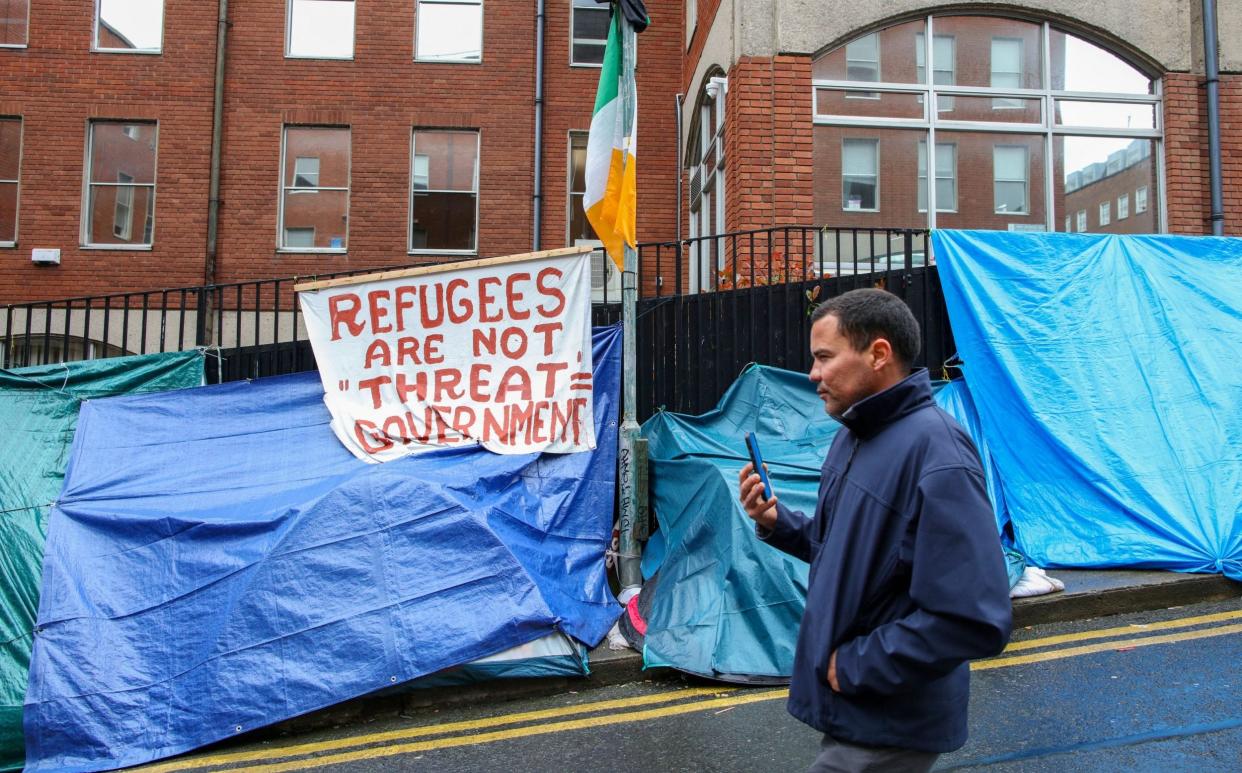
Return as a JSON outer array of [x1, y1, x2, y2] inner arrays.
[[674, 92, 683, 293], [532, 0, 546, 250], [1202, 0, 1224, 235], [200, 0, 229, 346], [675, 93, 683, 243]]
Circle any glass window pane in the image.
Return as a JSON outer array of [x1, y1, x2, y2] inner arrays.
[[0, 183, 17, 242], [917, 141, 955, 212], [411, 191, 476, 250], [1, 0, 29, 46], [1058, 137, 1157, 233], [946, 94, 1042, 122], [815, 89, 923, 119], [288, 0, 355, 58], [412, 131, 477, 191], [283, 127, 349, 188], [813, 19, 925, 85], [90, 123, 157, 185], [931, 131, 1043, 227], [570, 133, 588, 194], [1055, 101, 1156, 129], [932, 16, 1041, 88], [570, 193, 596, 242], [572, 1, 609, 65], [0, 118, 20, 179], [417, 2, 482, 62], [841, 138, 877, 176], [87, 185, 154, 245], [1051, 29, 1152, 94], [915, 34, 955, 86], [281, 189, 348, 247], [97, 0, 163, 51], [293, 157, 320, 188], [994, 145, 1026, 180], [284, 227, 316, 248]]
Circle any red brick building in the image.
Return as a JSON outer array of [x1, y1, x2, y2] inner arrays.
[[0, 1, 1239, 310]]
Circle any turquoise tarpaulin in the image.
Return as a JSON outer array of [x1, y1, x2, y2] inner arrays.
[[0, 351, 205, 772], [638, 363, 1017, 681], [933, 230, 1242, 579]]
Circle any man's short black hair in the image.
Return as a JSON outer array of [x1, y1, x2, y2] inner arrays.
[[810, 288, 921, 367]]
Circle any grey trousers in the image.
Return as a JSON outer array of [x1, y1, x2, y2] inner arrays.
[[808, 735, 940, 773]]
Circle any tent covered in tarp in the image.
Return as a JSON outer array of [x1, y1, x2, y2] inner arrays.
[[0, 351, 206, 772], [23, 326, 621, 773], [933, 230, 1242, 580], [629, 364, 1023, 682]]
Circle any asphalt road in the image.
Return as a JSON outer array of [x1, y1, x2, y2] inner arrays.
[[137, 598, 1242, 773]]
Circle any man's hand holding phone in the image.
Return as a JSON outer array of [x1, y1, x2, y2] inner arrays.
[[738, 432, 778, 530]]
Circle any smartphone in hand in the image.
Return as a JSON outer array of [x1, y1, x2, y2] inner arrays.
[[744, 431, 774, 501]]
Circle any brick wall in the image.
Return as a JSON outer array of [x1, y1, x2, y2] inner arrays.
[[0, 0, 217, 303], [718, 55, 813, 282], [0, 0, 681, 305], [1163, 71, 1242, 235]]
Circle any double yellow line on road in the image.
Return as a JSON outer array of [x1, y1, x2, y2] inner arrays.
[[138, 606, 1242, 772]]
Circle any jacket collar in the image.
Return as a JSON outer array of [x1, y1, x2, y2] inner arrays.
[[834, 368, 934, 438]]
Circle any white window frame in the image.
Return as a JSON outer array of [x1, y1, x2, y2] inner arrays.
[[1117, 193, 1129, 219], [93, 0, 164, 54], [82, 120, 158, 250], [570, 0, 608, 67], [812, 16, 1165, 232], [1064, 215, 1071, 232], [993, 145, 1029, 215], [278, 125, 351, 253], [408, 128, 480, 255], [415, 0, 484, 63], [1077, 209, 1087, 232], [842, 138, 879, 212], [0, 117, 21, 246], [1136, 185, 1148, 213], [991, 37, 1024, 109], [844, 33, 880, 99], [285, 0, 356, 60], [1, 0, 30, 49], [1098, 200, 1111, 226], [917, 140, 956, 212], [567, 132, 618, 301]]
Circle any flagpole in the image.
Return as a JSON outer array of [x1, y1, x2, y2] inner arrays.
[[616, 14, 642, 594]]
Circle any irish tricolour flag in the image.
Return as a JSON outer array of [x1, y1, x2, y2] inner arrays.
[[584, 5, 639, 271]]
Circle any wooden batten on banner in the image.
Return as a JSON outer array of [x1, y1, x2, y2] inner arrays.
[[293, 245, 595, 293]]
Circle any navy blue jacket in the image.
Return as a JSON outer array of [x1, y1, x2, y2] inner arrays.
[[759, 369, 1012, 753]]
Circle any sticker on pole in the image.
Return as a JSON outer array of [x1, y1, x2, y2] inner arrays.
[[297, 247, 597, 463]]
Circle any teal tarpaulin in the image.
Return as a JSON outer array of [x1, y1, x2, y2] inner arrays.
[[0, 351, 205, 772], [638, 364, 1020, 681]]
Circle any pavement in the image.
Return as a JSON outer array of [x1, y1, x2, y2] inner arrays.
[[262, 568, 1240, 744]]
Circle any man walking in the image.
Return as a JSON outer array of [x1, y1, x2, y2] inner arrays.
[[738, 288, 1012, 772]]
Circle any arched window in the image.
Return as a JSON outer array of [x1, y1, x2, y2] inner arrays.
[[688, 74, 727, 291], [812, 15, 1162, 234]]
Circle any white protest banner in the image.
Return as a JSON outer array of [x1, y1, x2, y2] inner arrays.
[[296, 247, 596, 463]]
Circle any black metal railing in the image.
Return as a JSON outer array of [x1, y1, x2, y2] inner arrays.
[[1, 226, 954, 420], [633, 226, 952, 419]]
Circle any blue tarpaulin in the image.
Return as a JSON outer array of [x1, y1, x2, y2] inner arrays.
[[934, 230, 1242, 580], [23, 327, 621, 772]]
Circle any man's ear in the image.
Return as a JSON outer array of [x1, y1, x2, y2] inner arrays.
[[869, 338, 893, 371]]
